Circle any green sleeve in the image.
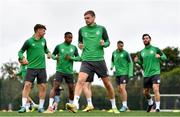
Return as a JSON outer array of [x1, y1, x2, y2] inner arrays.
[[18, 40, 29, 60], [52, 45, 59, 60], [111, 52, 114, 69], [44, 39, 50, 54], [102, 27, 110, 48], [127, 53, 133, 77], [156, 47, 167, 61], [78, 29, 83, 44], [71, 47, 81, 61]]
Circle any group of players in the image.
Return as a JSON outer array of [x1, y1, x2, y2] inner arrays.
[[17, 10, 167, 114]]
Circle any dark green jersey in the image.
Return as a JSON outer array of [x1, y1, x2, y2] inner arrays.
[[18, 36, 50, 69], [16, 65, 27, 80], [111, 49, 133, 77], [52, 42, 81, 74], [78, 24, 110, 61], [137, 45, 167, 77]]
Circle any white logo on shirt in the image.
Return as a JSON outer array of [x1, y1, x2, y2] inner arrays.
[[96, 30, 100, 35], [61, 49, 64, 53], [32, 43, 35, 46], [123, 80, 126, 83], [42, 42, 45, 46], [150, 50, 154, 54], [70, 48, 73, 52], [142, 52, 145, 57], [157, 79, 160, 83], [120, 54, 124, 57]]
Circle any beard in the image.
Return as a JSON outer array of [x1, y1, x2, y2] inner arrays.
[[144, 41, 150, 46]]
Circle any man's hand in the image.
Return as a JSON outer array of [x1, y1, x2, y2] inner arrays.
[[100, 39, 105, 46], [155, 54, 161, 59], [20, 58, 29, 65], [78, 43, 84, 50], [47, 52, 52, 59], [65, 54, 71, 60]]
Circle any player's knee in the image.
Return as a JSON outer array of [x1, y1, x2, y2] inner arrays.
[[153, 87, 159, 93], [24, 82, 32, 89]]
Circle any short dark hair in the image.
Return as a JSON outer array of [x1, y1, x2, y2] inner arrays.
[[34, 24, 46, 33], [84, 10, 95, 17], [117, 40, 124, 44], [64, 32, 72, 37], [142, 34, 151, 40]]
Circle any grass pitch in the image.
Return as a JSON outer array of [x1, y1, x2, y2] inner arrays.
[[0, 110, 180, 117]]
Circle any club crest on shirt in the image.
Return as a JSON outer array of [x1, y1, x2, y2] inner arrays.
[[61, 49, 64, 53], [70, 48, 73, 52], [42, 42, 45, 46], [150, 50, 154, 54], [142, 52, 145, 57], [32, 43, 35, 46], [96, 30, 100, 35], [120, 54, 124, 57]]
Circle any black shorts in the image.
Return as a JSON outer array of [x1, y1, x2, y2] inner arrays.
[[144, 74, 161, 88], [25, 68, 47, 84], [80, 60, 109, 78], [116, 75, 129, 85], [86, 72, 94, 82], [55, 72, 74, 84]]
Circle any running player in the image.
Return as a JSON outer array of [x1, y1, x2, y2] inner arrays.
[[111, 40, 133, 112], [18, 24, 51, 113], [66, 10, 119, 113], [44, 32, 81, 113], [134, 34, 167, 112]]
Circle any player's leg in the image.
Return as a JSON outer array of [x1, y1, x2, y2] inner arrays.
[[65, 74, 75, 104], [82, 82, 94, 112], [152, 75, 161, 112], [73, 72, 88, 107], [119, 84, 128, 111], [37, 69, 47, 113], [95, 60, 119, 113], [117, 76, 128, 112], [143, 77, 155, 112], [18, 69, 35, 113]]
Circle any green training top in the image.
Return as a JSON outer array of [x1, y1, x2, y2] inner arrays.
[[137, 45, 167, 77], [78, 24, 110, 61], [18, 36, 50, 69], [16, 64, 27, 80], [111, 49, 133, 77], [52, 42, 81, 74]]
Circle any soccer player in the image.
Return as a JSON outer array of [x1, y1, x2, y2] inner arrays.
[[110, 40, 133, 112], [44, 32, 81, 113], [15, 60, 38, 112], [18, 24, 51, 113], [66, 10, 119, 113], [134, 34, 167, 112]]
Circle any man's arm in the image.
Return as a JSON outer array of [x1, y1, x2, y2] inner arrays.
[[102, 27, 110, 48]]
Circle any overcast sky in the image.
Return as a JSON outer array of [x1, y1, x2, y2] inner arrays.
[[0, 0, 179, 85]]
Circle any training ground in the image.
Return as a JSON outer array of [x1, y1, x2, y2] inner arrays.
[[0, 110, 180, 117]]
